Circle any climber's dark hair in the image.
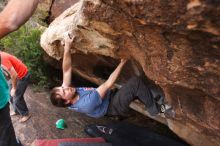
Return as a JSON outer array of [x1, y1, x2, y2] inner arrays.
[[50, 87, 70, 107]]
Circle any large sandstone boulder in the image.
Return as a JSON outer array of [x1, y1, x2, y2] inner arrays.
[[49, 0, 79, 21], [0, 0, 7, 11], [40, 0, 220, 146]]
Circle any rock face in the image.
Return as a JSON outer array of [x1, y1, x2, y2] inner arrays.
[[40, 0, 220, 146], [49, 0, 79, 21], [0, 0, 7, 11]]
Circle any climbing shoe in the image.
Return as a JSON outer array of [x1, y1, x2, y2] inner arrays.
[[85, 125, 114, 137], [160, 104, 175, 118]]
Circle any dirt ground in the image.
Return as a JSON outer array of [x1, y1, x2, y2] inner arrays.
[[11, 86, 186, 146]]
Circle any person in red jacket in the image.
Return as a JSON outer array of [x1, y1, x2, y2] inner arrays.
[[0, 51, 31, 123]]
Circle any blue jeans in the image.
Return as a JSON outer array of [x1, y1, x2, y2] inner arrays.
[[10, 72, 30, 116]]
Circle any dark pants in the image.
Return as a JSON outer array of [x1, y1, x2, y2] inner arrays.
[[107, 76, 159, 117], [10, 72, 30, 116], [0, 103, 18, 146]]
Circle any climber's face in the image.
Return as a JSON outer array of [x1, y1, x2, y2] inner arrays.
[[57, 86, 76, 102]]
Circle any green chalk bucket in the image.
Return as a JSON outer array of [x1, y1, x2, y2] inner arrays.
[[56, 119, 66, 130]]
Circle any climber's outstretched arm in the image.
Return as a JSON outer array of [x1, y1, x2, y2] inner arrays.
[[62, 35, 74, 87], [96, 59, 127, 99]]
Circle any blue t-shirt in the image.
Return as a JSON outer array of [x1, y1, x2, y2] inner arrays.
[[0, 68, 9, 109], [68, 87, 110, 118]]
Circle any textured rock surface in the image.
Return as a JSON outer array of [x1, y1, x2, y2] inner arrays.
[[49, 0, 79, 22], [0, 0, 7, 11], [40, 0, 220, 146]]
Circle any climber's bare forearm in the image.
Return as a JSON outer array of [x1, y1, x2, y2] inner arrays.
[[97, 59, 127, 98], [62, 36, 74, 87]]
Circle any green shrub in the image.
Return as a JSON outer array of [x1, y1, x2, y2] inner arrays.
[[0, 24, 49, 88]]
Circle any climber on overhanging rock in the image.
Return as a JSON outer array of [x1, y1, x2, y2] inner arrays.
[[49, 33, 174, 119]]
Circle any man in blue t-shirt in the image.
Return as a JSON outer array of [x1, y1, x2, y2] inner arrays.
[[0, 0, 39, 146], [50, 35, 161, 118]]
